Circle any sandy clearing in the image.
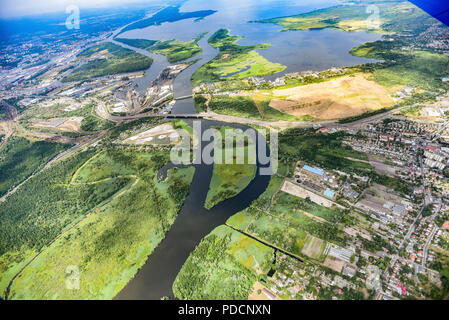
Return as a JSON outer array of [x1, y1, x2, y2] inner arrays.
[[31, 117, 84, 132], [281, 180, 344, 209], [269, 74, 395, 120], [124, 123, 180, 145], [248, 282, 281, 300]]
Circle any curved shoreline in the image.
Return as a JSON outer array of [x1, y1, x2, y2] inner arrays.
[[114, 36, 272, 300]]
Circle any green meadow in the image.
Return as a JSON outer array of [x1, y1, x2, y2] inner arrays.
[[173, 225, 273, 300]]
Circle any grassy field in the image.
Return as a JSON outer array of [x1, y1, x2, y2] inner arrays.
[[192, 29, 285, 85], [206, 95, 301, 121], [352, 46, 449, 90], [0, 136, 71, 197], [151, 33, 206, 63], [113, 38, 157, 50], [117, 33, 206, 63], [399, 105, 422, 118], [267, 74, 396, 120], [253, 2, 425, 33], [172, 225, 274, 300], [62, 42, 153, 82], [2, 147, 195, 299], [227, 178, 347, 259], [0, 150, 125, 296], [204, 126, 257, 209]]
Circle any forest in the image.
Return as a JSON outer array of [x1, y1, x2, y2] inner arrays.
[[0, 136, 71, 196]]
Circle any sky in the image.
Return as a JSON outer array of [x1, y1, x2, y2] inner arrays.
[[0, 0, 159, 18]]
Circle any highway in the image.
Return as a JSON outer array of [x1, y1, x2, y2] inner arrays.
[[94, 95, 410, 131]]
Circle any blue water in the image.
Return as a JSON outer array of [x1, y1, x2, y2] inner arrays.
[[119, 0, 382, 82]]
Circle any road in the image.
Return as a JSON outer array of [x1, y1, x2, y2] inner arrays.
[[0, 132, 105, 203], [377, 153, 428, 299], [95, 95, 409, 131], [422, 201, 442, 267]]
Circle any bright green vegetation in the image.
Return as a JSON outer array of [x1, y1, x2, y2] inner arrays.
[[338, 107, 395, 124], [193, 94, 208, 113], [118, 5, 216, 34], [422, 204, 434, 218], [0, 136, 71, 197], [253, 2, 423, 33], [400, 105, 422, 117], [204, 126, 257, 209], [427, 246, 449, 299], [227, 177, 348, 260], [371, 173, 413, 196], [116, 33, 206, 63], [351, 45, 449, 90], [151, 33, 206, 63], [279, 129, 370, 173], [151, 39, 202, 63], [204, 95, 300, 121], [113, 38, 157, 50], [20, 101, 113, 132], [192, 29, 285, 85], [205, 163, 256, 210], [62, 42, 153, 82], [173, 225, 274, 300], [4, 148, 195, 299], [0, 150, 127, 296]]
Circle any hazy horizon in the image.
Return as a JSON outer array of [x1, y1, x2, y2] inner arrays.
[[0, 0, 163, 18]]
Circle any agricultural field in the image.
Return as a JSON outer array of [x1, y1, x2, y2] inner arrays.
[[192, 29, 285, 85], [62, 42, 153, 82], [172, 225, 274, 300], [3, 148, 195, 299], [204, 126, 257, 209], [227, 176, 348, 260], [0, 136, 71, 197], [301, 235, 328, 262], [251, 0, 449, 120], [268, 74, 396, 120]]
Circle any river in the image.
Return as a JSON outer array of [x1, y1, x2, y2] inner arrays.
[[113, 0, 383, 299], [113, 25, 274, 297]]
